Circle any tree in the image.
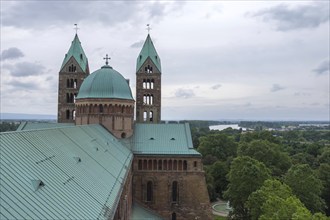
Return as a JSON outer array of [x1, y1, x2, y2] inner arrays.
[[198, 133, 237, 161], [284, 164, 326, 213], [238, 140, 291, 176], [209, 160, 230, 198], [318, 163, 330, 216], [224, 156, 271, 219], [246, 179, 293, 220], [259, 196, 312, 220]]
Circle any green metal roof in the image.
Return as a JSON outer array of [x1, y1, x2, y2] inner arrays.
[[76, 65, 134, 100], [0, 124, 132, 220], [131, 123, 200, 156], [17, 122, 74, 131], [60, 34, 88, 72], [136, 34, 161, 72], [131, 202, 164, 220]]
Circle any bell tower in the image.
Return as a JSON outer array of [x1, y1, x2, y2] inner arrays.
[[135, 33, 161, 123], [57, 33, 89, 123]]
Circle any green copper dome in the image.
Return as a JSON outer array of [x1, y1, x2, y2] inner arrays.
[[76, 65, 133, 100]]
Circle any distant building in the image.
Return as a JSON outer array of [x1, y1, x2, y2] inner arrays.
[[0, 33, 211, 220]]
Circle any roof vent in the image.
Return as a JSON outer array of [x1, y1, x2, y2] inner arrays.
[[31, 179, 45, 191], [149, 137, 155, 140], [73, 156, 81, 163], [171, 138, 175, 140]]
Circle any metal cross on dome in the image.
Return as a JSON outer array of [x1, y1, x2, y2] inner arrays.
[[103, 54, 111, 65]]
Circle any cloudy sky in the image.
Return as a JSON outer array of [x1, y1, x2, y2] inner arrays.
[[1, 1, 329, 121]]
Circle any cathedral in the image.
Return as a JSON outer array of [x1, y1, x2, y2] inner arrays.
[[0, 32, 211, 220]]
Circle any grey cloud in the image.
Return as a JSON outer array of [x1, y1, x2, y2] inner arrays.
[[211, 84, 222, 90], [1, 47, 24, 61], [251, 2, 329, 31], [4, 62, 46, 77], [174, 88, 195, 99], [270, 84, 285, 92], [130, 40, 145, 48], [7, 79, 40, 90], [313, 59, 329, 75], [2, 2, 185, 28]]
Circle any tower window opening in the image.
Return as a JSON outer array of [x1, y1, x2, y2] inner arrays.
[[68, 64, 76, 72], [151, 79, 154, 89], [74, 79, 77, 88], [72, 110, 76, 120], [146, 80, 150, 89], [194, 161, 197, 168], [143, 79, 147, 89], [150, 111, 153, 122], [150, 95, 153, 105], [146, 65, 153, 73], [143, 111, 147, 121]]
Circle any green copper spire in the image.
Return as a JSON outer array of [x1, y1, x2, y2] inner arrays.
[[60, 34, 88, 72], [136, 34, 161, 72]]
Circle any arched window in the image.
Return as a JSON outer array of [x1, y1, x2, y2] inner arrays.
[[153, 159, 157, 170], [163, 160, 167, 170], [66, 93, 70, 103], [168, 160, 172, 170], [172, 181, 178, 202], [171, 212, 176, 220], [143, 159, 147, 170], [99, 104, 103, 113], [146, 79, 150, 89], [183, 160, 187, 170], [72, 110, 76, 120], [138, 160, 142, 170], [66, 109, 70, 119], [67, 79, 70, 88], [158, 160, 162, 170], [178, 160, 182, 171], [173, 160, 177, 170], [146, 181, 153, 202], [148, 160, 152, 170]]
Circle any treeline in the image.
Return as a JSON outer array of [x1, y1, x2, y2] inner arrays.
[[193, 127, 330, 219], [0, 122, 19, 132], [239, 121, 330, 130]]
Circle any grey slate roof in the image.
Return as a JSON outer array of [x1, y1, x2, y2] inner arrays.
[[0, 124, 132, 220], [131, 123, 200, 156]]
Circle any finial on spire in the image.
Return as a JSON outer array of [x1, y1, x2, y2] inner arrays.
[[146, 24, 151, 34], [103, 54, 111, 65], [74, 24, 79, 34]]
